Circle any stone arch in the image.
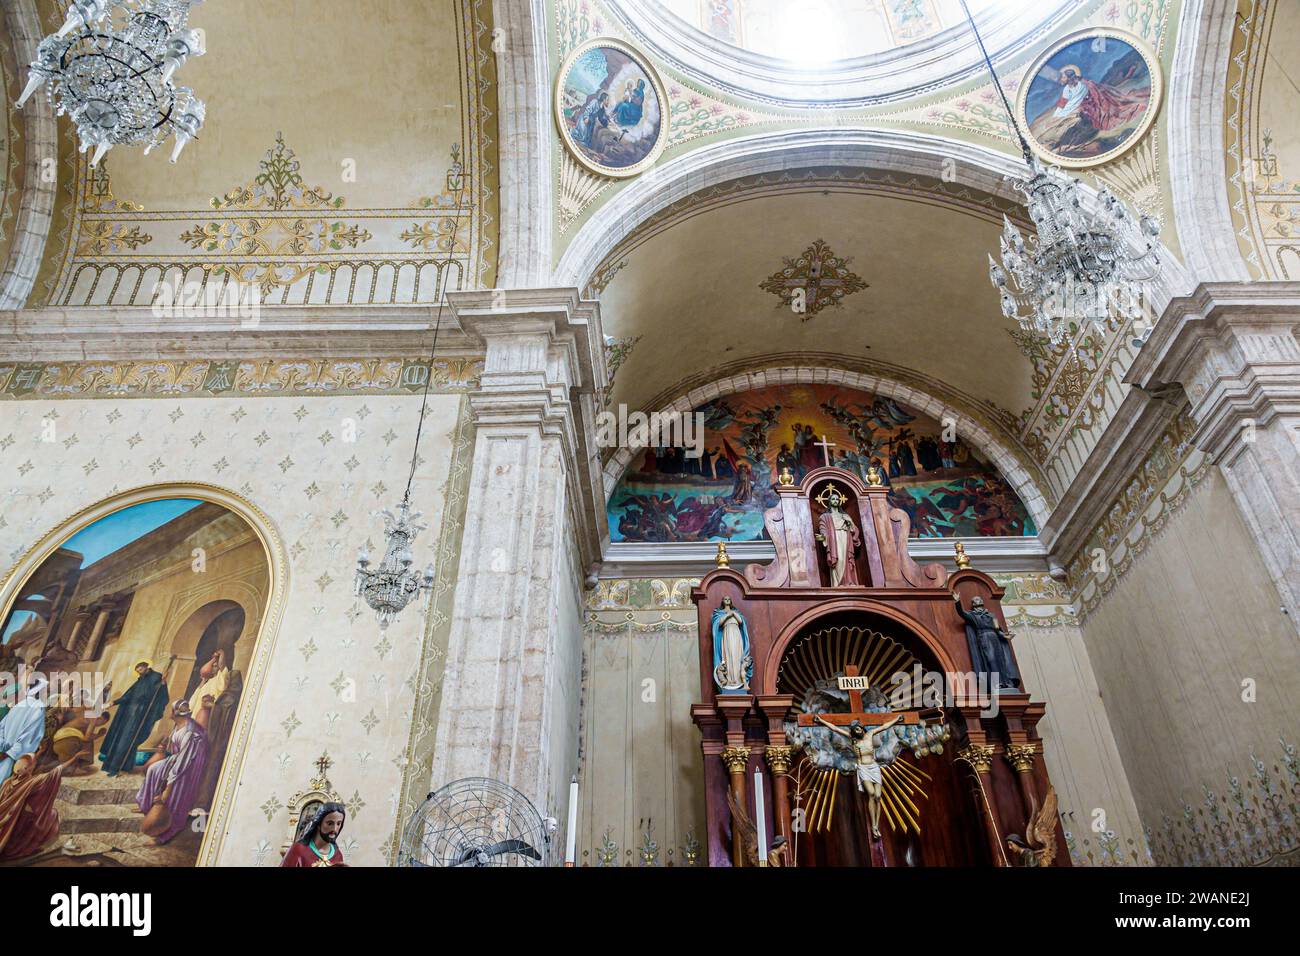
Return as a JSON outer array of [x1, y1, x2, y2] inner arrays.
[[0, 0, 58, 309], [601, 363, 1052, 529], [761, 598, 961, 696], [556, 127, 1192, 307], [1166, 0, 1252, 282]]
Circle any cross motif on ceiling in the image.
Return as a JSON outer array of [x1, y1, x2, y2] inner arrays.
[[759, 238, 869, 320]]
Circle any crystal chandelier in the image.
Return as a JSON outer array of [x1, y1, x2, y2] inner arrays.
[[15, 0, 207, 168], [354, 499, 435, 630], [353, 161, 468, 629], [961, 2, 1161, 343]]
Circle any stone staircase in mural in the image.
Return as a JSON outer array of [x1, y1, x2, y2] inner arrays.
[[54, 773, 144, 835]]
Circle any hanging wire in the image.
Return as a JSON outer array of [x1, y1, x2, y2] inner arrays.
[[403, 167, 470, 504], [958, 0, 1035, 164]]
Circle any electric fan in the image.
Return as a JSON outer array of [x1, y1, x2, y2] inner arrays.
[[398, 777, 551, 867]]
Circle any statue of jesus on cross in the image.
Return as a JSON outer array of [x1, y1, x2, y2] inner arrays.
[[798, 665, 917, 838]]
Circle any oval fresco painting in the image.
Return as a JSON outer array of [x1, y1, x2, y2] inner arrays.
[[1017, 29, 1162, 169], [555, 38, 668, 177], [0, 496, 269, 866], [607, 383, 1036, 543]]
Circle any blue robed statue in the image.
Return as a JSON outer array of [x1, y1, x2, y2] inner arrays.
[[711, 596, 752, 694]]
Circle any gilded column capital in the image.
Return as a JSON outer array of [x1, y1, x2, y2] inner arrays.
[[1005, 743, 1038, 773], [957, 743, 996, 774], [764, 745, 794, 774], [720, 745, 751, 774]]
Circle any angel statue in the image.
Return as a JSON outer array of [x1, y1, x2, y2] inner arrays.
[[816, 714, 902, 838], [725, 786, 788, 867], [1006, 786, 1059, 867], [711, 597, 752, 694]]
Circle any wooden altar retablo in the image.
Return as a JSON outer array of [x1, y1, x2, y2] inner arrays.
[[690, 465, 1068, 868]]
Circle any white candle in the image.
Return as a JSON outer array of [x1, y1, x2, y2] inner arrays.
[[753, 769, 767, 865], [565, 774, 579, 866]]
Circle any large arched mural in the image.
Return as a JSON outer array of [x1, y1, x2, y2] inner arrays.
[[608, 383, 1035, 542], [0, 496, 270, 866]]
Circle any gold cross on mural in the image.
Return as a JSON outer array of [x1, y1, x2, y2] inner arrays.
[[759, 238, 869, 320]]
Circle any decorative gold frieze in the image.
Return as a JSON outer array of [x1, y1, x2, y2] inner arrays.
[[0, 358, 483, 401]]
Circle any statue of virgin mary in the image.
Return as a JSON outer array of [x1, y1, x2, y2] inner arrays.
[[711, 596, 752, 694]]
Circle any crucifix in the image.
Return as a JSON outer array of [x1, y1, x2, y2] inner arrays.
[[795, 666, 920, 729], [815, 434, 837, 467], [796, 665, 919, 840]]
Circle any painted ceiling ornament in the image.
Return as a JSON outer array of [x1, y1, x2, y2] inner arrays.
[[959, 3, 1163, 345], [759, 239, 868, 320], [555, 37, 669, 178], [16, 0, 207, 167]]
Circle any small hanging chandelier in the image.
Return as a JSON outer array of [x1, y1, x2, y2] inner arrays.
[[15, 0, 208, 167], [961, 1, 1161, 343], [354, 499, 435, 630], [354, 157, 468, 630]]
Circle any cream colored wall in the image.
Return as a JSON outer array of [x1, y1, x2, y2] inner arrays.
[[0, 390, 467, 865], [579, 578, 705, 865], [1080, 468, 1300, 865], [1014, 623, 1150, 865]]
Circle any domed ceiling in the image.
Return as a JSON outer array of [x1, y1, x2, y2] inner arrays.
[[657, 0, 997, 62]]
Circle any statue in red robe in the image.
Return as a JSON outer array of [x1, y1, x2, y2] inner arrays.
[[281, 801, 348, 867], [815, 485, 863, 587]]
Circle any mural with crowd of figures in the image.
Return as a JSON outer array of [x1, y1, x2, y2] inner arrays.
[[0, 497, 269, 866], [608, 384, 1035, 543]]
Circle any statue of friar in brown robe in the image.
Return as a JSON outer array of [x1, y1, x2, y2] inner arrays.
[[815, 484, 863, 587]]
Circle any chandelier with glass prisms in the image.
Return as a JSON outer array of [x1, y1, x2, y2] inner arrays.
[[354, 499, 436, 631], [15, 0, 207, 168], [961, 1, 1162, 343], [989, 159, 1161, 342]]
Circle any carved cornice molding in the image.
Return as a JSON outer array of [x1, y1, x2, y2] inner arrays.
[[1126, 282, 1300, 461], [0, 305, 480, 360], [449, 287, 609, 569]]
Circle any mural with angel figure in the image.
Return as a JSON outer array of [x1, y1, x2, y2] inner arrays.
[[556, 38, 668, 177]]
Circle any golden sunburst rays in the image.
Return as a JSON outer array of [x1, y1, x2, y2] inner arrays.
[[780, 626, 942, 837], [793, 756, 933, 837], [776, 626, 917, 703]]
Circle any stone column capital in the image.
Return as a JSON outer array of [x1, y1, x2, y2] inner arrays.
[[449, 288, 609, 567], [448, 287, 605, 397]]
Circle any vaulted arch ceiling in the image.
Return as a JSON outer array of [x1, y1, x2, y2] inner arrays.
[[13, 0, 500, 308], [593, 169, 1037, 425]]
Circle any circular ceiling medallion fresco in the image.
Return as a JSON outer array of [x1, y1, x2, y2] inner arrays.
[[1017, 28, 1163, 170], [555, 37, 669, 178]]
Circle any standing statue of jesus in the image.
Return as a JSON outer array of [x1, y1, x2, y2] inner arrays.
[[815, 485, 862, 587], [816, 713, 902, 838]]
